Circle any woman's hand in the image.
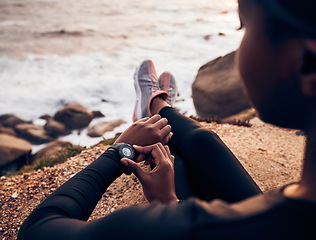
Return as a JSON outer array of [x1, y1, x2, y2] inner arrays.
[[115, 114, 172, 146], [120, 143, 179, 204]]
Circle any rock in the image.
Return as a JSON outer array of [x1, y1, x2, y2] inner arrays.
[[192, 51, 251, 118], [11, 192, 19, 199], [87, 120, 125, 137], [15, 123, 53, 144], [92, 110, 105, 118], [0, 114, 27, 128], [204, 34, 212, 40], [0, 134, 32, 175], [54, 103, 94, 129], [33, 140, 72, 161], [39, 114, 51, 120], [0, 125, 16, 137], [44, 117, 70, 137]]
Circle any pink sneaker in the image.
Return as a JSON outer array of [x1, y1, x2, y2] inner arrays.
[[158, 72, 178, 106], [133, 60, 168, 122]]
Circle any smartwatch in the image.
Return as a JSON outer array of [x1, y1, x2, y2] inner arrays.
[[108, 143, 137, 161]]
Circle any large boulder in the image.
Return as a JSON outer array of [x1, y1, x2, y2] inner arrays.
[[44, 117, 70, 137], [33, 140, 72, 161], [0, 134, 32, 175], [54, 103, 94, 129], [0, 114, 27, 128], [15, 123, 53, 144], [87, 120, 125, 137], [192, 51, 251, 118], [0, 124, 16, 137]]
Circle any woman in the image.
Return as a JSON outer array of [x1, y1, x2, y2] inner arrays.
[[18, 0, 316, 239]]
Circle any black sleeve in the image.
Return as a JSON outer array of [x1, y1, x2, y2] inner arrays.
[[18, 147, 290, 240], [17, 149, 192, 240], [17, 149, 126, 239]]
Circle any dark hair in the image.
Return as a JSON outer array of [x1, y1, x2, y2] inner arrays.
[[252, 0, 316, 43]]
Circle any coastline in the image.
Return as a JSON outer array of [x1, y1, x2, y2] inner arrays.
[[0, 0, 243, 149]]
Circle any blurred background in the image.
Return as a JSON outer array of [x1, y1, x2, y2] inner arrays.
[[0, 0, 243, 148]]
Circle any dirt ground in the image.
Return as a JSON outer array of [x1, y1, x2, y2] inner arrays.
[[0, 117, 306, 239]]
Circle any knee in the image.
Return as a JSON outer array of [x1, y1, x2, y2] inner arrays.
[[188, 128, 221, 148]]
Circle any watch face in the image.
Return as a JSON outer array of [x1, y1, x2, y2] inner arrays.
[[119, 144, 135, 159], [122, 147, 133, 158]]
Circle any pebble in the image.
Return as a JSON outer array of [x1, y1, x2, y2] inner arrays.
[[11, 192, 18, 198]]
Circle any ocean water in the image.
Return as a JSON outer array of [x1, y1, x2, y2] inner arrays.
[[0, 0, 243, 150]]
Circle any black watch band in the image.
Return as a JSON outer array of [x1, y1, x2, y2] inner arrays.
[[108, 143, 137, 161]]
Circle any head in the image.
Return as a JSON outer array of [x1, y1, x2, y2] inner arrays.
[[237, 0, 316, 131]]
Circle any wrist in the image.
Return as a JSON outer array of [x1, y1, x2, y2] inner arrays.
[[107, 143, 137, 175]]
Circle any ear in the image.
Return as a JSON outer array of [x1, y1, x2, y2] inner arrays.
[[300, 40, 316, 97]]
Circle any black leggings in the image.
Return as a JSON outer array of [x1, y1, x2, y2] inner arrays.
[[159, 107, 261, 203]]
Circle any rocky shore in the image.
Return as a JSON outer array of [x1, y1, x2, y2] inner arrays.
[[0, 49, 246, 177], [0, 103, 125, 176], [0, 117, 306, 239]]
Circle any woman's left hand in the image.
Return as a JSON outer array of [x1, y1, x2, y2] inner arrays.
[[115, 114, 172, 146]]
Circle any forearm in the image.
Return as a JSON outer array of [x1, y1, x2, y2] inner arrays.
[[18, 149, 126, 239]]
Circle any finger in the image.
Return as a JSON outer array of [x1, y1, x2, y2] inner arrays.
[[155, 142, 169, 159], [136, 154, 154, 166], [160, 124, 171, 138], [163, 145, 174, 163], [144, 156, 153, 165], [167, 132, 173, 142], [138, 117, 150, 122], [136, 153, 146, 163], [133, 144, 165, 164], [120, 158, 147, 180], [147, 114, 161, 124], [154, 118, 168, 130], [161, 132, 173, 145], [170, 155, 175, 164], [133, 144, 154, 155], [136, 154, 154, 165], [164, 145, 171, 158], [162, 145, 175, 165]]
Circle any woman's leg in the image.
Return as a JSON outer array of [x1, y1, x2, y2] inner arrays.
[[135, 61, 261, 203], [172, 148, 196, 200], [158, 105, 262, 203]]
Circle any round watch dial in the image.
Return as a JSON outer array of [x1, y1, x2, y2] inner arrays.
[[122, 147, 133, 158], [118, 144, 135, 160]]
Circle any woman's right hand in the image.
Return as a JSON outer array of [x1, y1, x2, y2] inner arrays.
[[121, 143, 179, 203], [114, 114, 172, 146]]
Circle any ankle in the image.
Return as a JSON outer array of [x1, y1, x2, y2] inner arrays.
[[150, 97, 170, 115]]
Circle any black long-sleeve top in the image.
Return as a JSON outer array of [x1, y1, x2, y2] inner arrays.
[[17, 150, 316, 240]]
